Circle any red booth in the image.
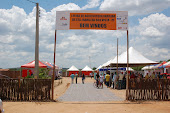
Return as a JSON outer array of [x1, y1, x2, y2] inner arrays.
[[21, 60, 47, 77], [81, 66, 93, 76], [67, 65, 79, 76]]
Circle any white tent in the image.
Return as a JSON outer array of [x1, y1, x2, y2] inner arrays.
[[67, 65, 79, 71], [66, 65, 79, 76], [96, 65, 102, 70], [142, 64, 158, 70], [126, 67, 134, 71], [102, 59, 113, 67], [82, 65, 93, 71], [108, 47, 158, 67], [164, 61, 170, 66]]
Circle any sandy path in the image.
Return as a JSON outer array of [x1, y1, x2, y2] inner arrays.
[[3, 101, 170, 113], [3, 77, 170, 113]]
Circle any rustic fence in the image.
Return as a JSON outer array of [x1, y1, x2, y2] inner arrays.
[[0, 71, 20, 78], [0, 78, 52, 101], [128, 79, 170, 101]]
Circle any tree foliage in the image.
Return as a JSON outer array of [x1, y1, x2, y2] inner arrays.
[[92, 67, 96, 70]]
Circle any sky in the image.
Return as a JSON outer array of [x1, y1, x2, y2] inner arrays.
[[0, 0, 170, 69]]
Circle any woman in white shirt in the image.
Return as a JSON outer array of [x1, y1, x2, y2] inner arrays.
[[99, 74, 104, 88]]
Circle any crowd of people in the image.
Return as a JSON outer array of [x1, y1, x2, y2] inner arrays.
[[94, 71, 126, 89], [70, 73, 85, 84], [94, 71, 170, 89], [69, 71, 170, 89]]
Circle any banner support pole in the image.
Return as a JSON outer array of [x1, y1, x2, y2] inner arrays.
[[52, 30, 57, 100], [126, 30, 129, 100]]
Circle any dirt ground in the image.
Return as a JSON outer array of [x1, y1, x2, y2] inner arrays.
[[3, 77, 170, 113]]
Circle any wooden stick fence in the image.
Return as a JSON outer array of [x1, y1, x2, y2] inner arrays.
[[128, 79, 170, 101], [0, 78, 52, 101]]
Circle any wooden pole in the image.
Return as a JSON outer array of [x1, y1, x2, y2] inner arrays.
[[126, 30, 129, 100], [52, 30, 57, 100], [117, 38, 118, 78], [35, 3, 39, 79]]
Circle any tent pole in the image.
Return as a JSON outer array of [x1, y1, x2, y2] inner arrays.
[[52, 30, 57, 100], [126, 30, 129, 100]]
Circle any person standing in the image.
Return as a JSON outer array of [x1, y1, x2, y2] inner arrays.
[[105, 72, 110, 88], [151, 72, 155, 79], [82, 74, 85, 84], [96, 72, 100, 88], [90, 72, 93, 79], [145, 73, 149, 80], [112, 72, 117, 89], [109, 73, 113, 87], [70, 73, 75, 84], [99, 74, 104, 88], [118, 72, 124, 90], [75, 73, 78, 84], [94, 72, 97, 80]]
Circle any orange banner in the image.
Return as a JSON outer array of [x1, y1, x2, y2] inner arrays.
[[70, 13, 116, 30]]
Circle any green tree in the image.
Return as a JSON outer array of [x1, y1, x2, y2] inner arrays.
[[92, 67, 96, 70], [131, 66, 144, 71], [39, 68, 51, 79]]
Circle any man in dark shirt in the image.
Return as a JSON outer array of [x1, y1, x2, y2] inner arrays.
[[96, 72, 100, 88]]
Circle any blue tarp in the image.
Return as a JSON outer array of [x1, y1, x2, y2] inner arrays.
[[99, 68, 126, 71]]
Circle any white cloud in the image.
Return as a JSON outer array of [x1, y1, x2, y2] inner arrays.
[[140, 26, 164, 37], [137, 13, 170, 38], [0, 3, 82, 68], [0, 3, 169, 69], [100, 0, 170, 16], [130, 13, 170, 61], [51, 3, 81, 12], [82, 0, 101, 9]]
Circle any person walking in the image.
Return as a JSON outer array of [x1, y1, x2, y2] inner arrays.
[[105, 72, 110, 88], [75, 72, 78, 84], [70, 73, 75, 84], [82, 74, 85, 84]]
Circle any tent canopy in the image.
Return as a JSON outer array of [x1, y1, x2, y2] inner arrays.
[[155, 61, 167, 69], [67, 65, 79, 71], [158, 61, 170, 68], [21, 60, 47, 68], [96, 65, 102, 70], [50, 63, 59, 69], [142, 64, 158, 70], [108, 47, 158, 67], [82, 66, 93, 71], [41, 61, 53, 68], [102, 59, 113, 67]]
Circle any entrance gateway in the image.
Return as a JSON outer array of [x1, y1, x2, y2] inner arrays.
[[52, 11, 129, 99]]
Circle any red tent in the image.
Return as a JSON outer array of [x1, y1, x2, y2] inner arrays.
[[158, 61, 167, 67], [81, 66, 93, 76], [166, 65, 170, 68], [45, 62, 53, 68], [21, 60, 47, 68], [82, 71, 93, 76], [67, 66, 79, 76], [22, 69, 27, 77]]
